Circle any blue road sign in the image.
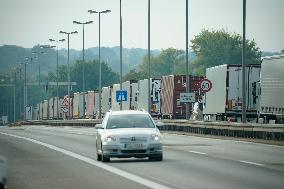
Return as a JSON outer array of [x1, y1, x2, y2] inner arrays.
[[116, 90, 127, 102]]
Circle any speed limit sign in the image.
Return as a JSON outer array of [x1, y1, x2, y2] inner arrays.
[[199, 79, 212, 92]]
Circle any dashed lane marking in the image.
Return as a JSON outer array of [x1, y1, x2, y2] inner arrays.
[[164, 146, 207, 155], [188, 150, 207, 155], [239, 160, 264, 167]]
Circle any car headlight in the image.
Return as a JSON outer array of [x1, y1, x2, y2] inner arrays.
[[150, 134, 160, 141], [104, 135, 117, 142]]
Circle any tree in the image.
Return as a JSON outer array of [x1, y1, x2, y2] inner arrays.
[[281, 49, 284, 54], [159, 48, 184, 75], [70, 60, 119, 92], [45, 60, 119, 98], [138, 48, 187, 78], [191, 29, 262, 75], [123, 69, 146, 81]]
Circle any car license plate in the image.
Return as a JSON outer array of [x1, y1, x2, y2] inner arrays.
[[124, 143, 143, 149]]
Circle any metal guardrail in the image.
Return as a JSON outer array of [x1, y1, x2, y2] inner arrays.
[[157, 124, 284, 141], [22, 119, 101, 127], [19, 119, 284, 141]]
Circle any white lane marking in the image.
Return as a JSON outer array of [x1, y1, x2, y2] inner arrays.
[[26, 126, 96, 136], [163, 146, 207, 155], [239, 160, 264, 167], [0, 132, 171, 189], [189, 150, 207, 155]]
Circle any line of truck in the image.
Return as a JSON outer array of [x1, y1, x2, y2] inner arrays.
[[28, 55, 284, 124], [31, 76, 204, 121]]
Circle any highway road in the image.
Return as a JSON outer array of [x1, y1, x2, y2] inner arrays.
[[0, 125, 284, 189]]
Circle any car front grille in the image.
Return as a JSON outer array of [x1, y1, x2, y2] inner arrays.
[[119, 137, 147, 143], [121, 150, 147, 154]]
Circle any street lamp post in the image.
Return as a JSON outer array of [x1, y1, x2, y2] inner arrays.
[[88, 9, 111, 118], [147, 0, 151, 114], [49, 39, 65, 119], [14, 66, 22, 121], [11, 67, 17, 122], [242, 0, 247, 123], [73, 20, 93, 118], [185, 0, 189, 120], [23, 61, 27, 120], [18, 63, 24, 120], [31, 49, 44, 86], [119, 1, 122, 111], [40, 45, 56, 91], [59, 30, 78, 120], [23, 56, 35, 120]]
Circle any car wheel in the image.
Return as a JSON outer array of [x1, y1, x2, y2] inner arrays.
[[149, 154, 163, 161], [101, 153, 110, 162], [96, 143, 102, 161], [155, 154, 163, 161], [101, 143, 110, 162], [96, 152, 102, 161]]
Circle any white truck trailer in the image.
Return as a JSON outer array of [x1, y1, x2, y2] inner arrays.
[[42, 100, 49, 120], [73, 92, 80, 119], [33, 104, 39, 120], [25, 106, 33, 120], [111, 81, 138, 111], [49, 97, 54, 119], [137, 78, 161, 116], [111, 84, 121, 111], [101, 86, 112, 116], [204, 64, 261, 122], [86, 91, 100, 119], [259, 55, 284, 123], [130, 81, 139, 110], [58, 97, 64, 119], [0, 116, 8, 125], [39, 102, 43, 120], [86, 91, 95, 119], [52, 97, 60, 120], [122, 80, 138, 110], [78, 92, 86, 118]]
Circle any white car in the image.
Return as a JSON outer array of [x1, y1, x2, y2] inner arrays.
[[0, 156, 6, 189], [95, 110, 163, 162]]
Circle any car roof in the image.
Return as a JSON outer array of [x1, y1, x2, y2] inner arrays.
[[109, 110, 149, 116]]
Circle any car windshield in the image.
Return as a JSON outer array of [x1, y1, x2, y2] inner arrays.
[[106, 114, 155, 129]]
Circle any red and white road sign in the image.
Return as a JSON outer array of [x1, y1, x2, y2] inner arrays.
[[61, 97, 69, 113], [199, 79, 212, 92], [62, 97, 69, 106]]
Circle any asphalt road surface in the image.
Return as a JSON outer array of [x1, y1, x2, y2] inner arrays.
[[0, 125, 284, 189]]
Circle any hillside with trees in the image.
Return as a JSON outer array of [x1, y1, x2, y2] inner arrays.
[[0, 45, 159, 76]]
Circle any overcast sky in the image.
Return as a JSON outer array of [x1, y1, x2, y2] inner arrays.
[[0, 0, 283, 52]]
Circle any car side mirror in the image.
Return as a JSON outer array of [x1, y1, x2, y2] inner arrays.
[[95, 124, 103, 129], [156, 122, 164, 127]]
